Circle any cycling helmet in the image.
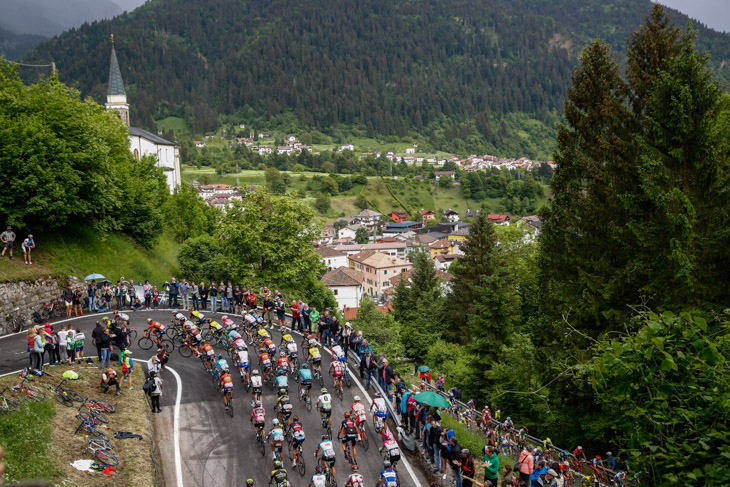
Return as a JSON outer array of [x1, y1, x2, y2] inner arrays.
[[27, 234, 33, 238], [353, 396, 361, 401], [113, 310, 119, 315], [147, 318, 152, 323], [254, 400, 262, 407], [344, 411, 351, 418], [374, 392, 381, 397], [247, 480, 254, 486], [277, 369, 286, 376], [170, 310, 176, 315], [315, 466, 322, 474], [322, 434, 329, 440], [279, 388, 287, 396], [607, 451, 613, 456], [383, 460, 391, 468], [218, 354, 223, 359], [293, 415, 299, 422], [507, 416, 511, 420], [321, 388, 328, 393], [563, 461, 570, 467], [577, 446, 583, 450], [272, 419, 280, 426], [222, 315, 228, 320], [301, 362, 310, 369], [596, 455, 602, 461], [351, 464, 359, 472], [253, 369, 260, 375], [274, 460, 282, 469], [385, 431, 394, 441]]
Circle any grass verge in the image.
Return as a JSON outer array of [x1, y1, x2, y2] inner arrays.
[[0, 362, 156, 486]]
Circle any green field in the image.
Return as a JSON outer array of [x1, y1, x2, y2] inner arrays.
[[155, 116, 191, 137], [0, 225, 180, 285]]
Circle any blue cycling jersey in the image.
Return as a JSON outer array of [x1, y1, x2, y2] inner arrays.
[[276, 376, 288, 387], [299, 369, 312, 381], [379, 469, 397, 486]]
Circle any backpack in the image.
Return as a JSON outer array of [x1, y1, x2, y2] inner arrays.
[[143, 377, 155, 396], [111, 352, 120, 363], [33, 311, 43, 324], [62, 370, 79, 380]]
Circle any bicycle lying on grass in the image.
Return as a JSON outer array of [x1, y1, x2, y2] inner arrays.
[[78, 435, 118, 466]]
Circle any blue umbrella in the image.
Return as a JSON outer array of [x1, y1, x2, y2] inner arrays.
[[84, 273, 106, 281]]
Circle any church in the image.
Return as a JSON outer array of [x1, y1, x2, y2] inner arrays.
[[105, 38, 181, 193]]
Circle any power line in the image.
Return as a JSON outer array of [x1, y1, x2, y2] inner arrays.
[[3, 60, 56, 74]]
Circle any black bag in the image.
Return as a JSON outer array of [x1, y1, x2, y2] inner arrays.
[[33, 311, 43, 324], [110, 352, 120, 363], [143, 377, 155, 396]]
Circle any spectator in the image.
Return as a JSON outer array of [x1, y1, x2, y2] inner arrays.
[[0, 225, 15, 260], [99, 328, 113, 370], [275, 297, 286, 330], [168, 277, 179, 310], [115, 281, 124, 309], [330, 314, 342, 344], [149, 370, 162, 413], [220, 281, 229, 312], [143, 280, 153, 309], [152, 286, 160, 310], [42, 323, 55, 366], [101, 367, 121, 395], [209, 281, 218, 313], [147, 354, 161, 375], [27, 326, 39, 368], [501, 464, 517, 487], [320, 311, 332, 346], [121, 350, 134, 390], [462, 449, 475, 487], [360, 349, 377, 390], [450, 436, 464, 487], [87, 280, 97, 312], [226, 282, 234, 313], [74, 327, 85, 363], [483, 445, 500, 487], [103, 282, 113, 308], [127, 279, 137, 308], [191, 282, 200, 311], [199, 282, 208, 311], [352, 331, 364, 357], [382, 359, 395, 399], [301, 302, 311, 333], [96, 297, 109, 313], [156, 348, 170, 370], [73, 286, 84, 317], [429, 417, 443, 471], [66, 329, 76, 366], [518, 447, 534, 487], [62, 283, 74, 318], [92, 320, 105, 362], [57, 325, 68, 365], [21, 233, 34, 265], [179, 278, 189, 310], [342, 321, 352, 350], [114, 320, 133, 351], [310, 306, 320, 339], [131, 297, 144, 311], [234, 285, 243, 315], [32, 326, 46, 369], [537, 468, 558, 487], [530, 460, 548, 487], [290, 299, 301, 332], [263, 294, 276, 329]]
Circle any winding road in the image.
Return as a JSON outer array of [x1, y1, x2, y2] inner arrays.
[[0, 310, 425, 487]]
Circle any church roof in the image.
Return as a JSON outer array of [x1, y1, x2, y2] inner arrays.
[[108, 43, 126, 97], [129, 126, 176, 146]]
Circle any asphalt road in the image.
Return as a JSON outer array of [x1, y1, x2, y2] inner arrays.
[[0, 310, 423, 487]]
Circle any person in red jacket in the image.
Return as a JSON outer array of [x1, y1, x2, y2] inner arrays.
[[290, 300, 301, 332], [518, 446, 534, 486]]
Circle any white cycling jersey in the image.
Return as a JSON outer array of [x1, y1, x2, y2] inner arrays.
[[287, 342, 298, 355], [347, 474, 364, 487], [237, 350, 249, 365], [251, 375, 263, 388], [317, 394, 332, 410], [318, 440, 335, 457], [311, 474, 327, 487]]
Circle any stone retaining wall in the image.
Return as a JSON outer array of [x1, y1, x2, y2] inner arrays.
[[0, 275, 86, 335]]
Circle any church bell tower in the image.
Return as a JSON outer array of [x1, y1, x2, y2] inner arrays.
[[105, 34, 130, 127]]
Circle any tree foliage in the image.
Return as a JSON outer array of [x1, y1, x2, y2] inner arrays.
[[354, 227, 369, 244], [163, 185, 219, 243]]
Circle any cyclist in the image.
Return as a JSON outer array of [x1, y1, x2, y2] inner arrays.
[[277, 355, 290, 376], [308, 467, 328, 487], [200, 342, 217, 370], [308, 345, 322, 376], [214, 355, 230, 377], [314, 434, 337, 477], [145, 318, 166, 347], [481, 406, 491, 424], [331, 343, 347, 363], [275, 371, 290, 394], [246, 480, 254, 487], [298, 363, 313, 400], [346, 464, 365, 487], [370, 392, 388, 433], [183, 320, 203, 354], [102, 315, 114, 329], [494, 408, 501, 421], [208, 318, 224, 338], [280, 332, 294, 348], [228, 328, 243, 347], [113, 310, 130, 325], [377, 460, 398, 487], [262, 338, 277, 356], [257, 325, 271, 342], [221, 314, 236, 330], [301, 333, 315, 351], [268, 419, 286, 461], [276, 388, 293, 424], [251, 399, 266, 434], [219, 368, 234, 410], [338, 412, 359, 464], [270, 459, 288, 487], [259, 350, 273, 380], [288, 415, 306, 467], [251, 369, 264, 404], [190, 309, 205, 323], [543, 437, 554, 459], [317, 388, 333, 427], [172, 311, 187, 324], [379, 431, 401, 469], [236, 346, 250, 384], [350, 396, 367, 438], [329, 359, 344, 391], [518, 426, 529, 448], [574, 445, 587, 464]]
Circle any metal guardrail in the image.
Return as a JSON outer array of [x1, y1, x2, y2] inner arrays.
[[347, 350, 404, 432]]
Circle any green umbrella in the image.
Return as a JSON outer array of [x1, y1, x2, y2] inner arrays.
[[412, 391, 450, 408], [418, 365, 430, 372]]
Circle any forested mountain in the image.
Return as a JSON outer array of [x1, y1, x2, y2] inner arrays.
[[23, 0, 730, 156]]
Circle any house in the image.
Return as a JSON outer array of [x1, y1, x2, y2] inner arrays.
[[488, 214, 511, 226], [334, 241, 408, 259], [339, 144, 355, 152], [466, 208, 480, 219], [195, 141, 206, 148], [447, 226, 470, 245], [415, 234, 439, 246], [387, 211, 409, 223], [205, 132, 215, 139], [420, 209, 436, 224], [321, 266, 364, 310], [383, 221, 423, 235], [403, 156, 415, 164], [518, 215, 542, 243], [429, 239, 455, 259], [434, 254, 458, 271], [316, 246, 348, 271], [287, 135, 297, 143], [348, 251, 412, 298], [350, 209, 382, 232], [338, 224, 363, 241], [385, 267, 454, 296], [342, 301, 393, 321], [405, 147, 415, 154], [443, 209, 459, 222], [435, 171, 456, 181]]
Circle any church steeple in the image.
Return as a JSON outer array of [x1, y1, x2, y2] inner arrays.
[[105, 34, 130, 127]]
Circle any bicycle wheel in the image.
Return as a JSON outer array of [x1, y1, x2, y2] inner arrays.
[[344, 373, 352, 389], [26, 385, 47, 401], [179, 344, 193, 358], [297, 446, 306, 476], [259, 436, 267, 456], [90, 409, 109, 424], [62, 388, 84, 404], [360, 429, 369, 451], [138, 336, 154, 350], [55, 391, 74, 407], [87, 436, 113, 451], [160, 337, 175, 352], [306, 395, 312, 412], [329, 471, 337, 487], [319, 372, 324, 387], [336, 384, 343, 401], [94, 449, 119, 466], [91, 400, 115, 413], [227, 395, 234, 418], [0, 396, 21, 412], [88, 426, 110, 442]]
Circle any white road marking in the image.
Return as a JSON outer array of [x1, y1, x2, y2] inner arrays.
[[0, 312, 115, 340]]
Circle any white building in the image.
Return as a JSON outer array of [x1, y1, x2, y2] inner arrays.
[[350, 209, 382, 232], [321, 266, 364, 310], [338, 224, 363, 240], [316, 246, 349, 271], [104, 38, 181, 193], [339, 144, 355, 152]]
